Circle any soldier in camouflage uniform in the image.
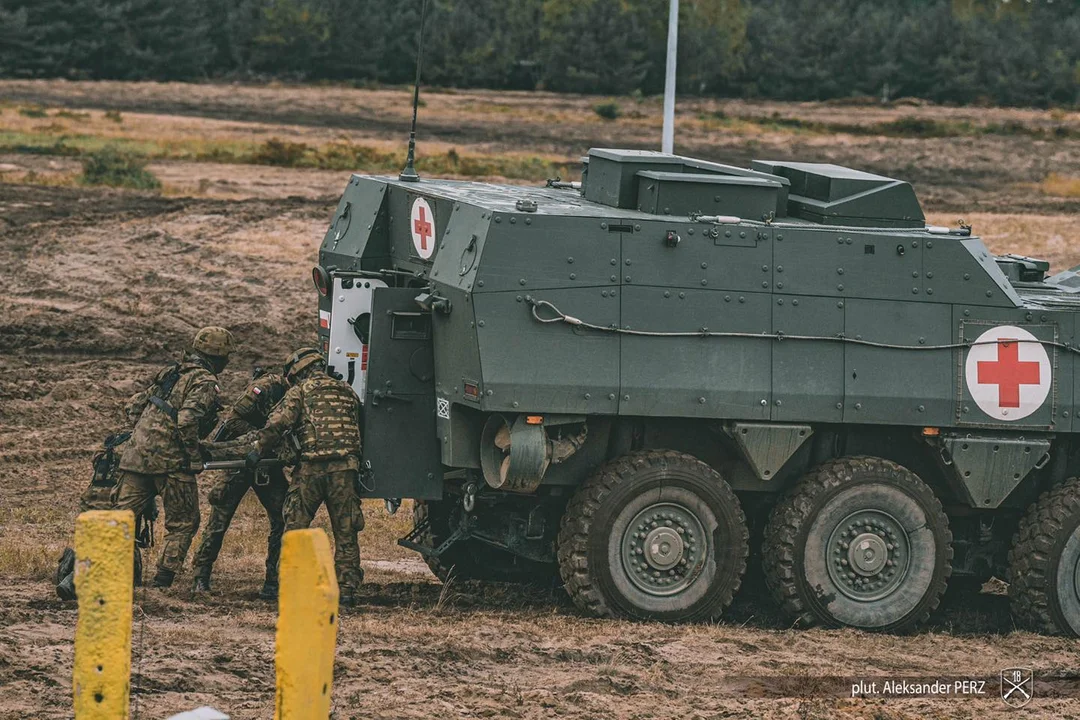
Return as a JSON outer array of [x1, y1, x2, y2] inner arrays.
[[191, 369, 289, 599], [55, 432, 144, 600], [112, 326, 234, 588], [212, 348, 365, 605]]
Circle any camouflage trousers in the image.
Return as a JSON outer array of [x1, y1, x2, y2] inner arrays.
[[191, 468, 287, 582], [113, 470, 199, 575], [79, 482, 117, 513], [284, 466, 365, 593]]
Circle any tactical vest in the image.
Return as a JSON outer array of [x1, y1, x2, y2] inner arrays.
[[297, 374, 361, 462], [231, 373, 288, 429]]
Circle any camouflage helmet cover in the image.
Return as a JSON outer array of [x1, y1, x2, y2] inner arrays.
[[191, 326, 235, 358], [283, 347, 325, 381]]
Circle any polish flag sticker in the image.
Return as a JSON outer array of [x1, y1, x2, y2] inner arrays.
[[964, 325, 1051, 421]]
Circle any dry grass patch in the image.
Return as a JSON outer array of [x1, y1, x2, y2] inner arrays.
[[1041, 172, 1080, 198], [0, 540, 65, 581], [925, 212, 1080, 272]]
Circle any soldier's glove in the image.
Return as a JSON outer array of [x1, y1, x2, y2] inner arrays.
[[244, 450, 262, 471]]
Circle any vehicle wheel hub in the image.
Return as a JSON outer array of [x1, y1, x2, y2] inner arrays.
[[644, 527, 684, 570], [849, 532, 888, 576], [826, 510, 910, 602], [621, 502, 707, 597]]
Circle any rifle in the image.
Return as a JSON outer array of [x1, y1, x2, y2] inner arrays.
[[202, 458, 285, 472]]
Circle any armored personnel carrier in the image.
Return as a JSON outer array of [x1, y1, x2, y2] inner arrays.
[[314, 148, 1080, 635]]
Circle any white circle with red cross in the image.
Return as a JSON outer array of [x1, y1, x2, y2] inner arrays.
[[410, 197, 436, 260], [964, 325, 1051, 421]]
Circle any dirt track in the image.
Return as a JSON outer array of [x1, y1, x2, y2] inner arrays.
[[2, 83, 1080, 719]]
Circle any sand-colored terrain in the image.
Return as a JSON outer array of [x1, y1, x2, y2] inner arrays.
[[1, 81, 1080, 719]]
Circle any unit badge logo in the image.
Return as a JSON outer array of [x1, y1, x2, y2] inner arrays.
[[1000, 667, 1034, 707], [964, 325, 1051, 421]]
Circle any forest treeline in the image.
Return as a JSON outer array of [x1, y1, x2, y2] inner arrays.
[[0, 0, 1077, 107]]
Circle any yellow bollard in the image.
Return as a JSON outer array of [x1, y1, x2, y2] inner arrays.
[[275, 528, 340, 720], [73, 510, 136, 720]]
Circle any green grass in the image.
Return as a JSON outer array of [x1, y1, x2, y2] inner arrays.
[[80, 146, 162, 190], [0, 130, 576, 182], [593, 102, 621, 121], [18, 105, 48, 118]]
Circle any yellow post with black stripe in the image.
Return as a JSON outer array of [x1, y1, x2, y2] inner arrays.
[[73, 510, 136, 720], [274, 528, 340, 720]]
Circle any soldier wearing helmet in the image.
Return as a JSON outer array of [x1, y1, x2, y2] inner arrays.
[[190, 366, 290, 599], [214, 347, 365, 605], [110, 326, 234, 589]]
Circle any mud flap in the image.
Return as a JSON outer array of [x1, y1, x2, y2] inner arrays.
[[361, 287, 443, 500]]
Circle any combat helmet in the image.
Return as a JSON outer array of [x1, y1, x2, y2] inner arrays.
[[191, 326, 235, 359], [283, 347, 325, 383]]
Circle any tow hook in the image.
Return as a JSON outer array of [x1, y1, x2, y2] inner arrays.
[[462, 481, 478, 512]]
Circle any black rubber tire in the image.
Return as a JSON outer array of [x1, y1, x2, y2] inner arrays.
[[557, 449, 748, 622], [763, 456, 952, 633], [1008, 477, 1080, 636], [412, 500, 557, 585]]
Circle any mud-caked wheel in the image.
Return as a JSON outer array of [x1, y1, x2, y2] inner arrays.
[[764, 456, 952, 633], [1009, 477, 1080, 636], [413, 500, 557, 585], [557, 450, 748, 621]]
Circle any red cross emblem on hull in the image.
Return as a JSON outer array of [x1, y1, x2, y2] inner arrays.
[[965, 325, 1051, 421], [410, 197, 436, 260], [976, 340, 1041, 408]]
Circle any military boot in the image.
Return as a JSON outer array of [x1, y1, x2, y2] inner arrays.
[[258, 580, 278, 601], [192, 574, 211, 593], [55, 571, 77, 602], [151, 567, 176, 588], [55, 548, 77, 601], [339, 590, 356, 608]]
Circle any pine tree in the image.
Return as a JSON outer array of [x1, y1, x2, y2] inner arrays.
[[251, 0, 331, 77], [117, 0, 212, 80]]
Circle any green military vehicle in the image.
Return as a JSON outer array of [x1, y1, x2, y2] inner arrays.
[[314, 148, 1080, 635]]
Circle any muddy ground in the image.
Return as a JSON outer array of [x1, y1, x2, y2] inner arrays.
[[1, 82, 1080, 719]]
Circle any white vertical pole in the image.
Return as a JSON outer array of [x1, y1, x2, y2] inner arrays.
[[661, 0, 679, 154]]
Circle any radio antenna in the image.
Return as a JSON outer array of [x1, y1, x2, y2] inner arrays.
[[398, 0, 428, 182]]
